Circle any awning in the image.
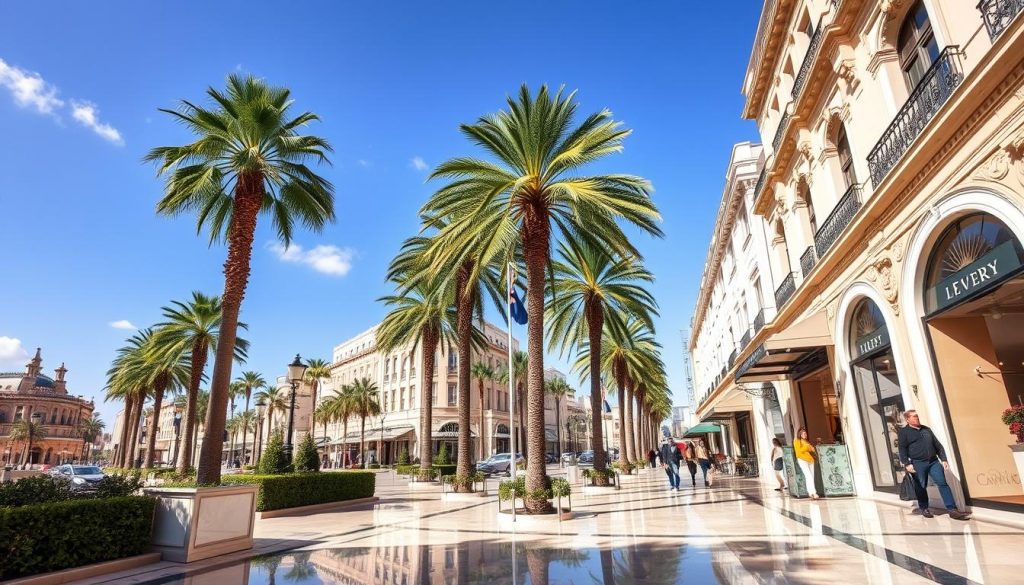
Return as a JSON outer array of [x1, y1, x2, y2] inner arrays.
[[329, 425, 414, 445], [684, 423, 722, 436], [735, 311, 831, 383]]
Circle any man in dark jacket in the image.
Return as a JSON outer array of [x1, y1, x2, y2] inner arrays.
[[658, 438, 682, 491], [897, 410, 970, 520]]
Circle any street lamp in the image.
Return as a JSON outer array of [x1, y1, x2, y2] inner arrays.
[[284, 354, 307, 461], [255, 398, 267, 467], [171, 411, 182, 468]]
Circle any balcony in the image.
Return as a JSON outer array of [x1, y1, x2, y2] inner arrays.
[[800, 246, 817, 278], [791, 19, 824, 102], [979, 0, 1024, 40], [867, 47, 964, 186], [740, 328, 752, 350], [728, 348, 738, 370], [814, 184, 863, 259], [774, 272, 797, 309], [753, 309, 765, 333], [772, 111, 791, 153], [754, 167, 767, 198]]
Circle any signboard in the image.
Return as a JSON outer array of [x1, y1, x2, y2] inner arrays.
[[928, 240, 1022, 312], [853, 326, 889, 358], [818, 444, 856, 496], [782, 447, 808, 498]]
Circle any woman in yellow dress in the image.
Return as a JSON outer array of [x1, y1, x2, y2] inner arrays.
[[793, 428, 820, 500]]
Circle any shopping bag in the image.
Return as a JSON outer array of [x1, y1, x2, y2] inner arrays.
[[899, 473, 917, 501]]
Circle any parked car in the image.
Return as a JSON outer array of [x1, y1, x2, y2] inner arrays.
[[560, 452, 579, 463], [51, 464, 106, 491], [475, 453, 524, 476], [578, 450, 594, 464], [544, 453, 558, 464]]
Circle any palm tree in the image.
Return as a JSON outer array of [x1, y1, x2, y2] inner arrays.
[[304, 358, 331, 444], [153, 292, 247, 474], [228, 381, 246, 418], [470, 361, 494, 461], [544, 377, 573, 458], [349, 377, 381, 467], [255, 385, 288, 437], [422, 85, 662, 512], [11, 417, 46, 468], [146, 75, 335, 485], [106, 329, 157, 468], [235, 370, 265, 467], [191, 389, 210, 470], [322, 384, 356, 466], [546, 239, 656, 479], [78, 415, 104, 463], [497, 351, 528, 455]]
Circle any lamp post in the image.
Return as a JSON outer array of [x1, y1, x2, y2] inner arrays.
[[170, 411, 182, 468], [284, 354, 307, 462], [255, 399, 267, 467]]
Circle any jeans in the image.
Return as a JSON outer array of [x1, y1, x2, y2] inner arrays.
[[685, 460, 698, 485], [797, 459, 818, 497], [911, 458, 957, 510], [698, 459, 711, 484], [664, 462, 680, 488]]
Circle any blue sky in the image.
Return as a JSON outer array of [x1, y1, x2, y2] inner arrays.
[[0, 1, 760, 427]]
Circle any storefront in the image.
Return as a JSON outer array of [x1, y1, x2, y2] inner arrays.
[[916, 210, 1024, 510]]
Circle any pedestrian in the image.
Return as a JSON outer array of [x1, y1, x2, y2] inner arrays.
[[658, 438, 682, 491], [794, 428, 820, 500], [695, 439, 712, 487], [770, 437, 786, 492], [897, 410, 970, 520], [647, 448, 658, 469], [684, 441, 699, 487]]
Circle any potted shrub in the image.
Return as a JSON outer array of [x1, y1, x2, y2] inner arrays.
[[1002, 405, 1024, 491]]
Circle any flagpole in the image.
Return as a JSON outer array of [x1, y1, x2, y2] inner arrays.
[[507, 261, 516, 523]]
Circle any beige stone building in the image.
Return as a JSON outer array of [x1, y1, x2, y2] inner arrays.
[[0, 349, 95, 467], [693, 0, 1024, 519]]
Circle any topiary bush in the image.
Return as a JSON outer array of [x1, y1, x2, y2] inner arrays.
[[398, 447, 410, 465], [293, 433, 321, 473], [258, 431, 292, 475], [435, 443, 452, 465], [0, 475, 74, 507], [220, 471, 375, 511], [0, 496, 155, 580], [498, 476, 526, 502], [395, 464, 418, 476], [550, 477, 571, 498]]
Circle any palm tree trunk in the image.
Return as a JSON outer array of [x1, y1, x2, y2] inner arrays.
[[196, 180, 262, 486], [478, 378, 485, 462], [118, 394, 135, 467], [127, 390, 147, 469], [614, 361, 629, 467], [455, 261, 473, 489], [419, 327, 439, 472], [627, 384, 640, 464], [586, 300, 608, 481], [522, 216, 552, 513], [309, 381, 318, 447], [144, 375, 168, 468], [554, 397, 562, 458], [517, 382, 526, 456], [622, 380, 636, 469], [342, 418, 349, 467], [178, 340, 208, 474], [359, 414, 366, 468]]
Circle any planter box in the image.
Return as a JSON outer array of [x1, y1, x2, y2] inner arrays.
[[144, 485, 257, 563], [1010, 444, 1024, 493]]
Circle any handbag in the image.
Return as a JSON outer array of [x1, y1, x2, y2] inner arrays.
[[899, 473, 918, 501], [773, 457, 784, 472]]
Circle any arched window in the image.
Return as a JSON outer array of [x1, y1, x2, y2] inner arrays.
[[898, 1, 939, 88], [798, 183, 817, 234], [837, 124, 856, 188], [850, 298, 886, 347], [924, 213, 1024, 313], [438, 422, 459, 434], [496, 424, 509, 435]]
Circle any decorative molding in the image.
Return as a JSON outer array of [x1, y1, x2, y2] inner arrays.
[[866, 48, 898, 76], [973, 149, 1012, 182], [838, 59, 859, 92], [864, 236, 905, 316]]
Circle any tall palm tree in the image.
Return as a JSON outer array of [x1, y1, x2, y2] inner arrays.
[[11, 417, 46, 468], [546, 239, 656, 479], [497, 351, 529, 456], [544, 377, 573, 458], [228, 381, 246, 418], [349, 377, 381, 467], [304, 358, 331, 444], [153, 292, 247, 474], [422, 85, 661, 511], [235, 370, 265, 468], [322, 384, 356, 466], [255, 383, 288, 458], [190, 389, 210, 470], [146, 75, 335, 485], [470, 361, 494, 461], [78, 415, 104, 463], [106, 329, 156, 468]]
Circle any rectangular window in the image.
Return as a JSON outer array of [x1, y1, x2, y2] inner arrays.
[[448, 384, 457, 406], [409, 386, 416, 410], [401, 388, 406, 410]]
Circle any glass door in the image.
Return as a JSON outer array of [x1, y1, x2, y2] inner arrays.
[[852, 350, 906, 491]]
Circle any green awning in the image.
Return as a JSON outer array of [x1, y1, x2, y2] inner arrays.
[[684, 423, 723, 436]]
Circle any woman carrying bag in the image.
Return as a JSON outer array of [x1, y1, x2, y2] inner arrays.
[[770, 437, 786, 493], [793, 428, 820, 500]]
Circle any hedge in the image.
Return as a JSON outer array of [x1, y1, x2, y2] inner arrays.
[[220, 471, 375, 511], [0, 496, 155, 580]]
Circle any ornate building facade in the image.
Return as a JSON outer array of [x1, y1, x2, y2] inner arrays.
[[693, 0, 1024, 519], [0, 348, 95, 467]]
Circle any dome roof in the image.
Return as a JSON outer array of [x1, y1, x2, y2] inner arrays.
[[34, 374, 55, 388]]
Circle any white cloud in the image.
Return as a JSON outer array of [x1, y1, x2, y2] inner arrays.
[[357, 159, 371, 167], [0, 58, 63, 114], [268, 242, 354, 276], [410, 156, 428, 171], [70, 100, 123, 145], [109, 320, 137, 330], [0, 336, 29, 364]]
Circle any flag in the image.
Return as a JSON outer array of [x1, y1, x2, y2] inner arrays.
[[510, 288, 528, 325], [603, 399, 612, 413]]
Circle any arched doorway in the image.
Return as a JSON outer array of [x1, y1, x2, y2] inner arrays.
[[436, 422, 459, 460], [922, 211, 1024, 508], [848, 298, 906, 492]]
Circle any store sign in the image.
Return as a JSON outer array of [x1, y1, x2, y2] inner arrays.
[[930, 241, 1022, 312], [854, 326, 889, 358]]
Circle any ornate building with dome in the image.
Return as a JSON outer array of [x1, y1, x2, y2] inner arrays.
[[0, 348, 95, 467]]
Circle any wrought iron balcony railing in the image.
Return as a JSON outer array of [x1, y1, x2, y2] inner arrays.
[[867, 47, 964, 186], [754, 167, 767, 198], [772, 111, 791, 153], [740, 328, 752, 350], [814, 184, 863, 259], [979, 0, 1024, 40], [774, 272, 798, 309], [800, 246, 817, 277], [753, 308, 765, 333], [728, 348, 738, 370], [792, 19, 824, 101]]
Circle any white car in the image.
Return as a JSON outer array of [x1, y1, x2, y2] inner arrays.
[[51, 464, 106, 491]]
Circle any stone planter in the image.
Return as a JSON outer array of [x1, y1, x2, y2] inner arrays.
[[1010, 444, 1024, 492], [408, 479, 441, 491], [144, 484, 257, 563]]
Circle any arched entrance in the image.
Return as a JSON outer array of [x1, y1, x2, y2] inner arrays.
[[920, 211, 1024, 509], [436, 422, 459, 460], [848, 298, 906, 492]]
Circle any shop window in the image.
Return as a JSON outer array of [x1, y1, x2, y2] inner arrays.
[[447, 384, 457, 406], [898, 1, 939, 89]]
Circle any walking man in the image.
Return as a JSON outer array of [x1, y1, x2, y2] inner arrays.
[[897, 410, 970, 520], [659, 438, 682, 491]]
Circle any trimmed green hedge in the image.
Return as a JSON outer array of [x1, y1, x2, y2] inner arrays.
[[221, 471, 375, 511], [0, 496, 155, 580]]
